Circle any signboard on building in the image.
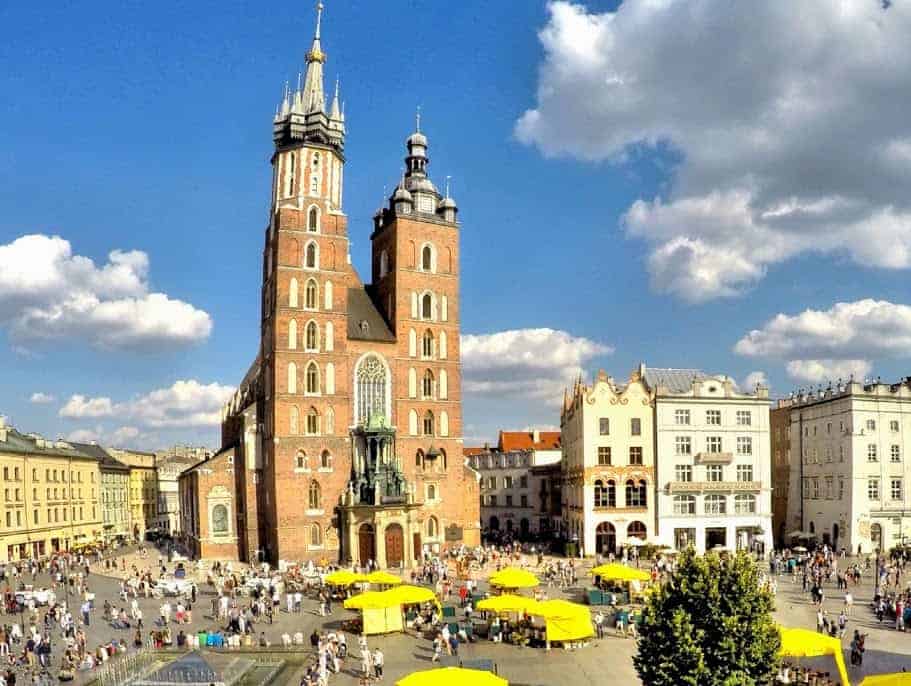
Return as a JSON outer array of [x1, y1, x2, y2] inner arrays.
[[445, 524, 463, 542]]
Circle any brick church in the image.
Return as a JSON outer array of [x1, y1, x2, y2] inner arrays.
[[179, 4, 480, 566]]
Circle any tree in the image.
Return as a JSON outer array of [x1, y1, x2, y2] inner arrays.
[[634, 548, 780, 686]]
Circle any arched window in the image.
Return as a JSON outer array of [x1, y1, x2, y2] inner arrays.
[[325, 407, 335, 435], [422, 370, 434, 399], [306, 407, 319, 435], [289, 406, 300, 436], [734, 494, 757, 514], [409, 409, 418, 436], [439, 370, 448, 400], [306, 362, 319, 394], [705, 494, 726, 515], [441, 295, 448, 322], [415, 450, 424, 468], [310, 523, 322, 546], [305, 321, 318, 351], [308, 206, 319, 232], [626, 479, 647, 508], [627, 521, 647, 540], [380, 250, 389, 278], [439, 331, 447, 359], [289, 278, 299, 308], [606, 480, 616, 507], [320, 450, 332, 469], [325, 362, 335, 394], [324, 281, 333, 310], [594, 480, 610, 508], [325, 321, 334, 351], [295, 451, 306, 470], [287, 362, 297, 394], [427, 516, 438, 538], [304, 241, 318, 270], [309, 480, 321, 509], [408, 368, 417, 398], [440, 448, 447, 470], [427, 484, 436, 501], [212, 504, 229, 534], [355, 354, 389, 425], [288, 319, 298, 349], [423, 411, 434, 436], [440, 411, 449, 437], [421, 244, 434, 272], [408, 329, 417, 357], [421, 293, 433, 320], [422, 330, 434, 358], [305, 279, 318, 310]]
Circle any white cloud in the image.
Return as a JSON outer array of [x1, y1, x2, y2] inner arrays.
[[786, 359, 873, 384], [517, 1, 911, 301], [29, 392, 55, 404], [65, 425, 146, 448], [461, 328, 612, 403], [734, 300, 911, 360], [108, 426, 141, 446], [740, 371, 769, 392], [60, 395, 114, 418], [59, 380, 235, 429], [0, 234, 212, 349], [65, 428, 102, 444]]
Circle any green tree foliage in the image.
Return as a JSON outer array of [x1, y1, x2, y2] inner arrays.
[[634, 549, 780, 685]]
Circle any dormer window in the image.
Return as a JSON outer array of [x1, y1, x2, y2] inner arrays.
[[360, 320, 369, 335]]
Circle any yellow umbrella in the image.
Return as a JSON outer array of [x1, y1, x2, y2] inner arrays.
[[860, 675, 911, 686], [367, 570, 403, 586], [489, 567, 539, 589], [343, 591, 393, 610], [476, 594, 541, 614], [325, 570, 369, 586], [778, 627, 849, 686], [396, 667, 508, 686], [389, 584, 440, 607], [591, 563, 651, 582], [533, 599, 589, 619]]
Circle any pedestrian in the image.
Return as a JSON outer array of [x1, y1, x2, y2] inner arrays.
[[360, 647, 371, 678], [431, 634, 442, 663], [372, 647, 384, 680], [844, 591, 853, 616], [594, 610, 604, 639]]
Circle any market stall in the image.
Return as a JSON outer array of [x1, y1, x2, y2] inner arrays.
[[488, 568, 539, 591], [343, 585, 440, 635], [778, 626, 850, 686], [396, 667, 508, 686], [590, 563, 651, 604]]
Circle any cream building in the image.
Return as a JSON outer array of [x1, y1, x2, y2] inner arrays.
[[71, 442, 131, 544], [0, 419, 102, 561], [110, 449, 158, 540], [561, 367, 655, 557], [648, 368, 772, 555], [780, 377, 911, 555]]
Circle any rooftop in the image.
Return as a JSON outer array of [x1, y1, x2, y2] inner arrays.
[[0, 424, 98, 461], [498, 431, 561, 452], [642, 367, 709, 394]]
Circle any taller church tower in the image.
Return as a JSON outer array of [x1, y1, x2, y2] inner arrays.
[[219, 2, 479, 566]]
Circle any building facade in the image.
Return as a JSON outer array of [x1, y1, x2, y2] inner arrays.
[[155, 455, 197, 535], [179, 448, 241, 560], [110, 449, 158, 540], [770, 404, 791, 548], [71, 443, 131, 545], [561, 368, 656, 557], [185, 6, 479, 565], [648, 368, 772, 555], [466, 430, 561, 540], [781, 378, 911, 555], [0, 419, 102, 562]]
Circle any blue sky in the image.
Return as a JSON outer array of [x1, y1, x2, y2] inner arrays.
[[2, 1, 911, 449]]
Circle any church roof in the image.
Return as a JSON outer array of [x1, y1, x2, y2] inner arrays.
[[347, 286, 395, 342]]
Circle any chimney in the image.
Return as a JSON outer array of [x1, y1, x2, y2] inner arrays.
[[532, 429, 540, 443]]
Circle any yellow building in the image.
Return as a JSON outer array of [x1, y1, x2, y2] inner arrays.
[[0, 419, 102, 562], [109, 449, 158, 540]]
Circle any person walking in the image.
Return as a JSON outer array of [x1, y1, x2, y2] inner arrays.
[[372, 647, 384, 680], [594, 610, 605, 639]]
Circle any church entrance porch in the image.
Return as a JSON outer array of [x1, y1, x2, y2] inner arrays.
[[340, 502, 423, 569]]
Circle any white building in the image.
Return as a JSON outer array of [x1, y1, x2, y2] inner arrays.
[[647, 367, 772, 555], [466, 430, 562, 539], [155, 455, 197, 535], [561, 368, 655, 557], [781, 377, 911, 555]]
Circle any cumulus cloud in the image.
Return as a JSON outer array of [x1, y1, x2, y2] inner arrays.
[[60, 395, 114, 418], [517, 1, 911, 301], [29, 392, 55, 404], [461, 328, 612, 404], [740, 371, 769, 392], [786, 359, 873, 384], [0, 234, 212, 349], [65, 428, 102, 444], [58, 380, 235, 429], [65, 425, 146, 448]]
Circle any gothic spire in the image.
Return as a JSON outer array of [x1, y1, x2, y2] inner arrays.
[[302, 2, 327, 114]]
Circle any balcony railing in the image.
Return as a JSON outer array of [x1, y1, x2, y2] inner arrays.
[[694, 452, 734, 465], [667, 480, 761, 494]]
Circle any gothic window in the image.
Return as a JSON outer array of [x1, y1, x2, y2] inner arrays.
[[441, 295, 448, 322], [422, 330, 434, 358], [439, 370, 448, 399], [423, 411, 435, 436], [408, 328, 417, 357], [289, 406, 300, 435], [422, 370, 434, 399], [421, 244, 434, 272], [305, 279, 318, 310], [306, 362, 319, 394], [287, 363, 297, 394], [416, 450, 424, 468], [427, 516, 438, 538], [305, 321, 318, 351], [295, 451, 306, 470], [440, 411, 449, 437], [440, 448, 447, 470], [288, 319, 298, 349], [308, 206, 319, 232], [325, 407, 335, 435], [289, 278, 299, 308], [320, 450, 332, 469], [409, 409, 418, 436], [305, 242, 318, 270], [324, 281, 333, 310], [310, 523, 322, 546], [309, 480, 321, 509], [439, 331, 447, 359], [325, 362, 335, 394], [427, 484, 436, 501], [325, 321, 334, 351], [306, 407, 319, 435], [421, 293, 433, 320], [355, 354, 389, 425]]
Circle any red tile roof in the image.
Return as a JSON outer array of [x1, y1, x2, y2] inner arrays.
[[498, 431, 562, 452], [463, 447, 487, 457]]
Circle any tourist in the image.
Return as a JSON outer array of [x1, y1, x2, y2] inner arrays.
[[594, 610, 605, 639], [372, 647, 384, 680]]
